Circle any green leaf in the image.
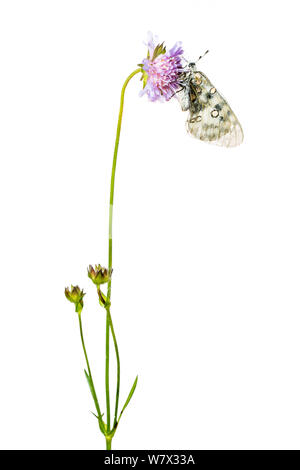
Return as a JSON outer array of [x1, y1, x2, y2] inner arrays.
[[91, 411, 99, 420], [118, 375, 138, 423], [84, 369, 95, 399], [84, 370, 99, 411], [90, 411, 107, 434], [84, 370, 106, 434]]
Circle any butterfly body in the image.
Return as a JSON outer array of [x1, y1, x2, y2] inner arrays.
[[177, 64, 243, 147]]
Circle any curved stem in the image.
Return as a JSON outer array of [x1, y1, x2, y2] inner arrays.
[[107, 67, 142, 299], [105, 68, 142, 439]]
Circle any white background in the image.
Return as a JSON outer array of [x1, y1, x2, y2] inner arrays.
[[0, 0, 300, 450]]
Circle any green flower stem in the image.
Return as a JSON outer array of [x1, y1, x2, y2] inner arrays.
[[78, 312, 104, 430], [105, 68, 142, 444], [107, 67, 142, 296], [106, 436, 112, 450], [106, 306, 120, 428], [105, 315, 110, 433]]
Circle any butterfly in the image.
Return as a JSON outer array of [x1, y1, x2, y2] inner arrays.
[[176, 58, 243, 147]]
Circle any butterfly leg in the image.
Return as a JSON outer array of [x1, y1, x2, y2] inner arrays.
[[168, 84, 186, 100]]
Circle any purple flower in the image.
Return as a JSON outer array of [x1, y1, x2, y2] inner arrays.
[[140, 32, 184, 102]]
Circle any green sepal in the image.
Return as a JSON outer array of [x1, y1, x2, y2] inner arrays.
[[138, 69, 148, 89], [75, 301, 83, 314], [142, 72, 148, 89], [152, 42, 166, 60]]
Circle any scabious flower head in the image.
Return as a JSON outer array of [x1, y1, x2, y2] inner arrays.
[[65, 285, 85, 314], [139, 32, 184, 102], [87, 264, 112, 286]]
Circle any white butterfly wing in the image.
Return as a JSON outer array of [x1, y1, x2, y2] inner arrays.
[[179, 71, 243, 148]]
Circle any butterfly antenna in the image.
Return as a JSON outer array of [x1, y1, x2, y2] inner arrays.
[[196, 50, 209, 63]]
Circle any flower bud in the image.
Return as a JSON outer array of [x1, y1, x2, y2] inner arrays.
[[65, 285, 85, 313], [96, 286, 110, 308], [87, 264, 112, 286]]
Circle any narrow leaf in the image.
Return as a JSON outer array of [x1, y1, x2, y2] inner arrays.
[[90, 411, 106, 434], [118, 375, 138, 423], [84, 369, 96, 400], [84, 370, 106, 434]]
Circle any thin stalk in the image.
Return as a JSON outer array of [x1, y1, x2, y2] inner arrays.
[[107, 68, 142, 297], [105, 315, 110, 432], [106, 307, 120, 428], [78, 313, 103, 428], [105, 68, 142, 444], [106, 436, 112, 450]]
